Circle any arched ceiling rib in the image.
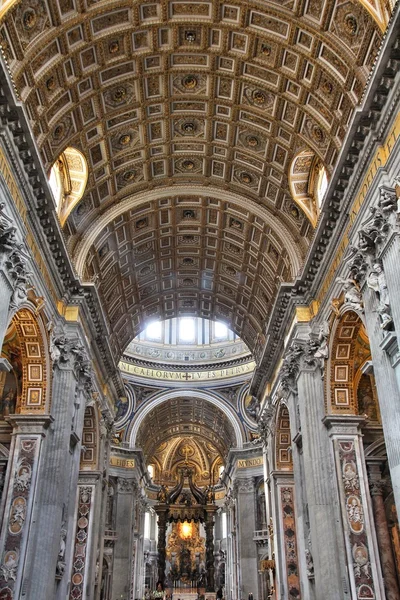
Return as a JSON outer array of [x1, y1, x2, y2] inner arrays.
[[136, 396, 236, 462], [83, 193, 301, 357]]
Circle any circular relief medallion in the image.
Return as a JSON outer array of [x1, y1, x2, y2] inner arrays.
[[109, 40, 120, 54], [113, 86, 127, 103], [78, 516, 88, 529], [123, 170, 136, 182], [72, 573, 83, 585], [119, 134, 131, 146], [183, 74, 198, 90], [345, 13, 358, 35], [22, 9, 37, 30]]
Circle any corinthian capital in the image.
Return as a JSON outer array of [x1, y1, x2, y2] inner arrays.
[[0, 202, 17, 262], [51, 336, 94, 392]]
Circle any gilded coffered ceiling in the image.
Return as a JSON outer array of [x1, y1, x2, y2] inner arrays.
[[0, 0, 386, 355], [136, 396, 236, 463]]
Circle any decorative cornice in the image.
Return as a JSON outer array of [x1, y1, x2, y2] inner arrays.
[[251, 16, 400, 396], [0, 67, 125, 398]]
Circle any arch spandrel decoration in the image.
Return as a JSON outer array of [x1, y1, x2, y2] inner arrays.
[[274, 404, 293, 472], [5, 308, 50, 414], [327, 310, 378, 416], [80, 405, 99, 470]]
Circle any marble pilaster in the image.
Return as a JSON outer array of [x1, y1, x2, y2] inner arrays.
[[111, 477, 136, 599], [235, 477, 258, 599], [324, 416, 384, 600], [22, 341, 86, 600], [367, 460, 400, 600], [362, 290, 400, 515], [271, 472, 301, 600], [0, 414, 52, 599], [69, 473, 102, 600], [296, 363, 350, 599], [285, 394, 315, 600]]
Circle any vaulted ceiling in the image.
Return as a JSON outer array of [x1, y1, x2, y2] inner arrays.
[[0, 0, 386, 357], [136, 396, 236, 461]]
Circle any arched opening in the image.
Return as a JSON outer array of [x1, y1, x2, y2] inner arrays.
[[129, 389, 245, 450], [327, 310, 379, 419], [0, 308, 50, 418], [289, 151, 329, 227], [49, 147, 88, 227]]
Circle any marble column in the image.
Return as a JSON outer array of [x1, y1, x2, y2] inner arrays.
[[296, 363, 350, 599], [357, 205, 400, 516], [68, 473, 102, 600], [205, 505, 217, 592], [156, 505, 168, 584], [111, 478, 136, 599], [368, 460, 400, 600], [0, 414, 52, 599]]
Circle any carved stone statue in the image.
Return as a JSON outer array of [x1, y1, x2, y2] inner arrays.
[[367, 263, 393, 329], [313, 321, 329, 360], [305, 532, 314, 579], [0, 203, 17, 260], [56, 528, 67, 578], [245, 395, 260, 419], [336, 278, 363, 312]]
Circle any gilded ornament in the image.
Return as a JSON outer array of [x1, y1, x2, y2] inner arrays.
[[345, 14, 358, 35], [22, 9, 37, 30], [182, 160, 195, 170], [119, 134, 131, 146], [185, 31, 196, 43], [322, 80, 333, 95], [261, 44, 271, 56], [182, 122, 196, 134], [53, 124, 65, 140], [123, 170, 136, 182], [240, 172, 252, 184], [46, 76, 56, 91], [312, 126, 324, 144], [252, 90, 267, 105], [113, 86, 127, 103], [246, 135, 259, 148], [183, 75, 198, 90], [109, 40, 120, 54]]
